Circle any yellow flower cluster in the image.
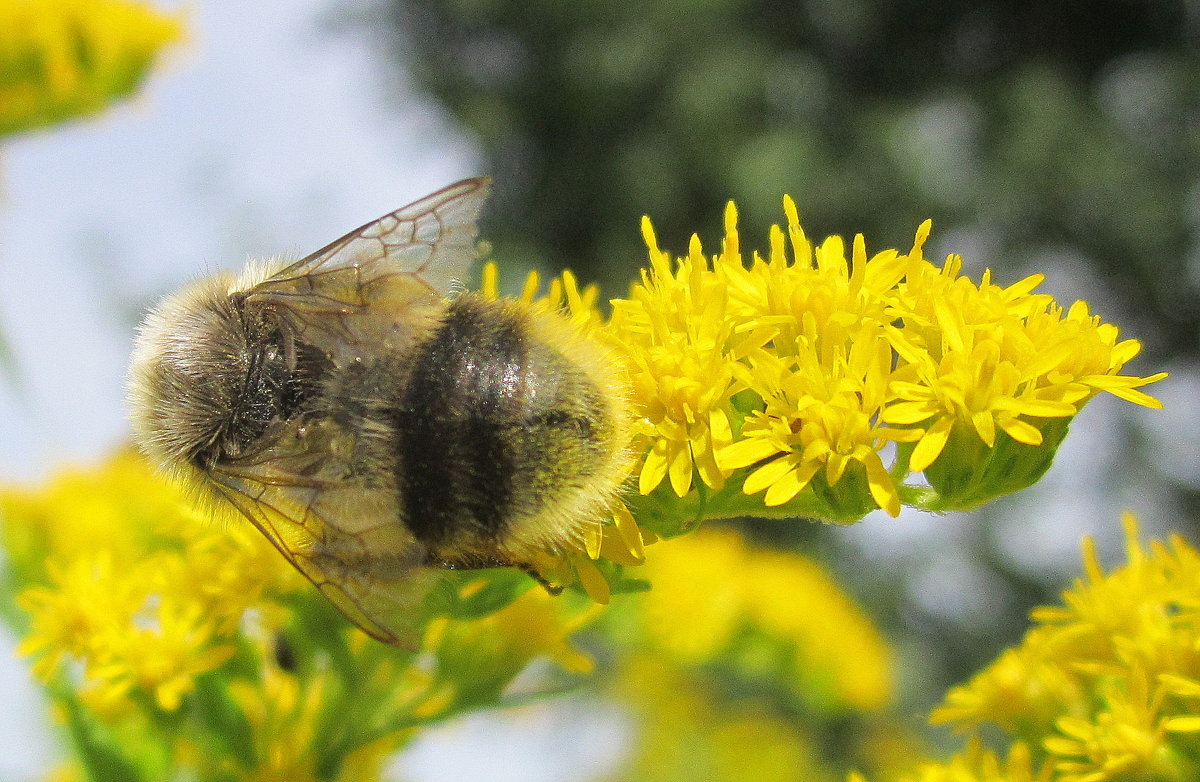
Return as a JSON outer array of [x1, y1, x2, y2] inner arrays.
[[611, 201, 1165, 521], [885, 514, 1200, 782], [0, 0, 181, 137], [629, 527, 892, 712], [1, 453, 596, 781], [7, 453, 288, 712]]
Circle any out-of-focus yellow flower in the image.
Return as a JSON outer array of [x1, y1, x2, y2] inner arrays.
[[90, 600, 237, 712], [5, 453, 287, 710], [0, 0, 183, 137], [606, 656, 835, 782], [41, 763, 85, 782], [430, 584, 599, 691], [16, 552, 146, 681], [878, 513, 1200, 782], [229, 666, 329, 782], [632, 527, 892, 712], [868, 738, 1050, 782], [2, 452, 601, 781]]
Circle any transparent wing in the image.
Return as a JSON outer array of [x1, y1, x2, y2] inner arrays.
[[248, 177, 491, 312], [208, 462, 442, 649]]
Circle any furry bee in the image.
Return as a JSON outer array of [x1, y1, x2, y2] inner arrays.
[[128, 178, 632, 647]]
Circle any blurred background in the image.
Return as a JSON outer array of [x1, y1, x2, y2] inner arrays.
[[1, 0, 1197, 779]]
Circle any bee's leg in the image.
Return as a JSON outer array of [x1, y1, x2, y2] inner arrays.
[[424, 553, 564, 595], [423, 552, 508, 570], [516, 562, 564, 596]]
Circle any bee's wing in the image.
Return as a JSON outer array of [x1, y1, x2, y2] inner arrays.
[[207, 464, 443, 649], [204, 178, 493, 646], [247, 177, 491, 312]]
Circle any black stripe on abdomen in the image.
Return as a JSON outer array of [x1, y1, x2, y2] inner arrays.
[[393, 297, 525, 552]]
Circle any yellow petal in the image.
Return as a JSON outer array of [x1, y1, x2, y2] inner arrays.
[[1104, 386, 1164, 408], [694, 448, 727, 490], [998, 417, 1043, 446], [1002, 273, 1044, 299], [864, 455, 900, 517], [743, 456, 794, 496], [573, 556, 610, 605], [1160, 673, 1200, 697], [881, 401, 938, 425], [826, 452, 850, 486], [708, 409, 732, 447], [1166, 716, 1200, 733], [639, 439, 669, 495], [971, 410, 996, 447], [584, 521, 603, 559], [718, 437, 782, 471], [611, 502, 645, 561], [764, 461, 820, 506], [481, 262, 499, 300], [1005, 398, 1078, 418], [910, 417, 953, 472], [668, 441, 695, 497]]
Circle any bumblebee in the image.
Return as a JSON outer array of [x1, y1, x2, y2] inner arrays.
[[128, 178, 632, 647]]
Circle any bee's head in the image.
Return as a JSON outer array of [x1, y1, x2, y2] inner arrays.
[[128, 274, 253, 471]]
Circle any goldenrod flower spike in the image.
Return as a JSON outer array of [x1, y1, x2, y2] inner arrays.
[[618, 197, 1166, 528]]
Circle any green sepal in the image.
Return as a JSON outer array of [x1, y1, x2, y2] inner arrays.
[[922, 417, 1072, 511], [805, 467, 882, 523], [628, 467, 878, 536], [569, 558, 652, 599]]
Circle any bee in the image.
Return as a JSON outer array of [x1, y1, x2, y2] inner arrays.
[[128, 178, 632, 647]]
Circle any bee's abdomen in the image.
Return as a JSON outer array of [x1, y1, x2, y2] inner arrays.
[[393, 295, 610, 555]]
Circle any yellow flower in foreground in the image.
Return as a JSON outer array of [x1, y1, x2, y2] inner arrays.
[[883, 260, 1166, 473], [721, 329, 920, 516], [613, 198, 1165, 520], [609, 217, 739, 498], [0, 0, 183, 137]]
